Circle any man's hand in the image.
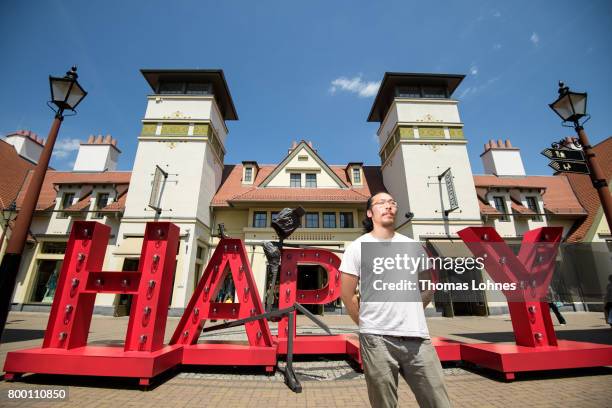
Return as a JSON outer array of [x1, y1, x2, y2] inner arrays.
[[340, 273, 360, 325]]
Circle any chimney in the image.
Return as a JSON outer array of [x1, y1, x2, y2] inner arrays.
[[288, 140, 298, 154], [73, 134, 121, 172], [480, 138, 526, 176], [4, 130, 44, 163]]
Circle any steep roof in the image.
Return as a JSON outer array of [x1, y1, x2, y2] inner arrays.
[[212, 164, 385, 207], [473, 174, 586, 216], [564, 137, 612, 242], [16, 171, 132, 212], [0, 139, 36, 210]]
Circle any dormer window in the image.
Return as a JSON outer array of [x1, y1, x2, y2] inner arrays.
[[525, 196, 542, 222], [352, 168, 361, 184], [244, 167, 253, 183], [58, 192, 75, 219], [305, 173, 317, 188], [290, 173, 301, 187]]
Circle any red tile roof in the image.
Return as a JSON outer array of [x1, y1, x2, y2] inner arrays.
[[473, 174, 586, 216], [16, 171, 132, 212], [211, 164, 385, 207], [564, 137, 612, 242], [0, 139, 36, 210], [510, 201, 536, 215]]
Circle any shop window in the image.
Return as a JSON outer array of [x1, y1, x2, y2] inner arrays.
[[41, 241, 67, 254], [30, 260, 63, 303]]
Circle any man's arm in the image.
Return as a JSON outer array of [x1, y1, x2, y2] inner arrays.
[[340, 272, 360, 325], [419, 268, 434, 308]]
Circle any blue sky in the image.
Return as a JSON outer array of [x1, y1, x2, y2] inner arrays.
[[1, 1, 610, 175]]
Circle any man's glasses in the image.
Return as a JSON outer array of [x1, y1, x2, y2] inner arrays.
[[372, 199, 398, 208]]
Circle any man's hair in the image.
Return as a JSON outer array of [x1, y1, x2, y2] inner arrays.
[[362, 191, 388, 233]]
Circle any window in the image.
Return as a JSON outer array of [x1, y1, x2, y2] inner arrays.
[[323, 212, 336, 228], [305, 173, 317, 188], [339, 212, 354, 228], [253, 211, 267, 228], [493, 196, 510, 222], [41, 241, 67, 254], [422, 86, 447, 98], [185, 82, 212, 95], [298, 155, 308, 161], [158, 81, 185, 94], [93, 193, 109, 219], [525, 197, 542, 222], [244, 167, 253, 182], [58, 192, 75, 218], [271, 211, 280, 223], [305, 212, 319, 228], [196, 246, 206, 260], [290, 173, 301, 188], [352, 168, 361, 184], [397, 86, 421, 98]]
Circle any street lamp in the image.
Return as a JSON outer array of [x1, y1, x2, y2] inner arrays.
[[0, 66, 87, 338], [49, 68, 87, 112], [549, 81, 612, 233]]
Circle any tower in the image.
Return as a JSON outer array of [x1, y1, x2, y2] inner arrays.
[[368, 73, 481, 239], [116, 69, 238, 309]]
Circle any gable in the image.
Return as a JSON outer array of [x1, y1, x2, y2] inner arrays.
[[260, 142, 347, 188]]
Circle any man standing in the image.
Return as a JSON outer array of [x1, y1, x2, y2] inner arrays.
[[340, 192, 451, 408]]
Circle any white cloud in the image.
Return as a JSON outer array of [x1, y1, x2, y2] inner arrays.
[[470, 64, 479, 76], [458, 76, 500, 99], [493, 43, 502, 50], [53, 138, 81, 158], [329, 75, 381, 98], [493, 11, 501, 17], [530, 32, 540, 46]]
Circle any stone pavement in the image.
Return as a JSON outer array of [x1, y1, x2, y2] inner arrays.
[[1, 311, 611, 407]]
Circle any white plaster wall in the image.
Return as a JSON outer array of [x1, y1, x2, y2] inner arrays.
[[144, 97, 213, 121], [481, 150, 526, 176], [143, 96, 228, 143], [196, 144, 223, 226], [5, 135, 42, 163], [399, 143, 481, 221], [265, 146, 342, 188], [123, 140, 207, 219], [396, 100, 461, 124], [73, 145, 118, 172], [378, 105, 398, 146], [382, 147, 411, 226]]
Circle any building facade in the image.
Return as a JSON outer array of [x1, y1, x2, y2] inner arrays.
[[3, 70, 609, 317]]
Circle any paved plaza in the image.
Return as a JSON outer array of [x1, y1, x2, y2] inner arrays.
[[1, 311, 611, 407]]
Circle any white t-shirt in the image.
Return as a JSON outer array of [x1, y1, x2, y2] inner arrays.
[[339, 232, 430, 338]]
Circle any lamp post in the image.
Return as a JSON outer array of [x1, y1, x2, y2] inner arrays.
[[549, 81, 612, 233], [0, 66, 87, 338]]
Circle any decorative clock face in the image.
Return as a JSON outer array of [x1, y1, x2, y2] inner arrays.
[[429, 144, 440, 152], [165, 142, 176, 149]]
